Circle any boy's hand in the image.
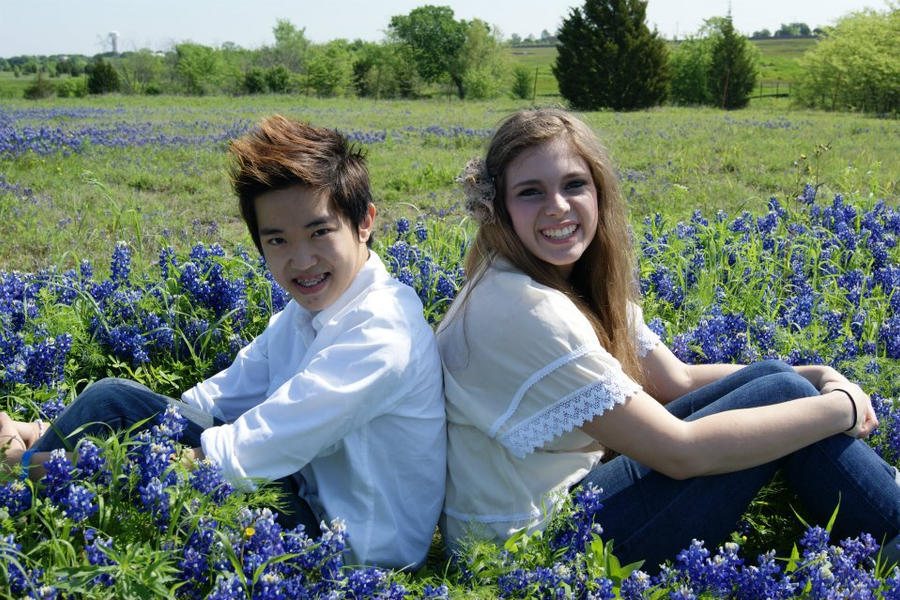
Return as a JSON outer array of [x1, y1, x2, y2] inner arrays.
[[0, 412, 26, 473]]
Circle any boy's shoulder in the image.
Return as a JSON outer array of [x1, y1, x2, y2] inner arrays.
[[321, 252, 429, 333]]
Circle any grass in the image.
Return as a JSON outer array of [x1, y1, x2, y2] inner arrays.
[[1, 95, 898, 274]]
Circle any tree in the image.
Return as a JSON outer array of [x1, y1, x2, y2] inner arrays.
[[707, 16, 758, 109], [306, 40, 354, 96], [458, 19, 509, 99], [351, 41, 419, 98], [86, 58, 120, 94], [173, 43, 223, 95], [669, 36, 715, 105], [751, 29, 771, 38], [511, 65, 535, 99], [794, 8, 900, 114], [266, 19, 309, 72], [116, 50, 164, 94], [389, 5, 468, 98], [553, 0, 669, 110]]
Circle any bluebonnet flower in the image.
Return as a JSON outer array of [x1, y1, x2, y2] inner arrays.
[[395, 218, 410, 237], [60, 484, 97, 523], [83, 528, 116, 586], [421, 584, 450, 599], [110, 241, 132, 284], [40, 448, 73, 503], [880, 317, 900, 359], [551, 484, 604, 560], [189, 459, 235, 504], [620, 570, 652, 600], [207, 574, 247, 600], [0, 480, 32, 516], [139, 477, 171, 529], [75, 439, 110, 484], [415, 220, 428, 242], [153, 404, 187, 442]]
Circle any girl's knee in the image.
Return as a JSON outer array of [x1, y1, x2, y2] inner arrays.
[[766, 371, 818, 401], [747, 359, 794, 377]]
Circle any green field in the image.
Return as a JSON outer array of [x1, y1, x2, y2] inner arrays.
[[1, 95, 897, 273]]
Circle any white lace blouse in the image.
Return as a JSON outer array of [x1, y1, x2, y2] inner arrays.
[[436, 258, 660, 547]]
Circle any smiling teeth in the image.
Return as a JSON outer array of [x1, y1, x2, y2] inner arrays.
[[543, 224, 577, 239], [296, 274, 327, 287]]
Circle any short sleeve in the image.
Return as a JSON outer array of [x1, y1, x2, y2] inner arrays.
[[440, 266, 642, 459], [628, 302, 661, 358]]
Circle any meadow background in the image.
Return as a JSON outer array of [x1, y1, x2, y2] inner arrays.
[[1, 37, 900, 599]]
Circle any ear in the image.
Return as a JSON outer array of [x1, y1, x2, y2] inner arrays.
[[357, 204, 376, 244]]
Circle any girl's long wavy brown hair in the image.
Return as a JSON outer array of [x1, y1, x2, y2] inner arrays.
[[462, 108, 643, 383]]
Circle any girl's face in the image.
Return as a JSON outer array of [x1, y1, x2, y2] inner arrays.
[[503, 137, 598, 279]]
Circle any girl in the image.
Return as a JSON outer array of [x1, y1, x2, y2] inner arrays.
[[436, 107, 900, 569]]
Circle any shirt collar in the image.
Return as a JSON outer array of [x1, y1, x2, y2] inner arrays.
[[291, 252, 387, 334]]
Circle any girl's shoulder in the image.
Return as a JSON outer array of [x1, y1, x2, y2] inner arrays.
[[450, 259, 594, 342]]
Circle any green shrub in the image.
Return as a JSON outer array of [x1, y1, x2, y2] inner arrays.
[[510, 65, 535, 100]]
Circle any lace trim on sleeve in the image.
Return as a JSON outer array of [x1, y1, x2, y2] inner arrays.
[[635, 323, 661, 357], [499, 374, 641, 459]]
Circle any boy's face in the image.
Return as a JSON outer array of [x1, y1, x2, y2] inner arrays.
[[255, 185, 375, 313]]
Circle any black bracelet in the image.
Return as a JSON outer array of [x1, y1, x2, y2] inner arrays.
[[833, 388, 857, 432]]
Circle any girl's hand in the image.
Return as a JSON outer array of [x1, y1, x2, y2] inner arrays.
[[821, 382, 877, 439], [799, 365, 852, 391]]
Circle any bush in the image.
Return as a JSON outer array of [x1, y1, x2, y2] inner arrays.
[[669, 37, 715, 105], [55, 76, 88, 98], [243, 67, 267, 94], [23, 73, 55, 99], [86, 59, 120, 94], [794, 8, 900, 114], [510, 65, 534, 100], [668, 18, 758, 109], [264, 65, 291, 93]]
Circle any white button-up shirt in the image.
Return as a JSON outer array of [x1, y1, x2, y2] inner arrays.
[[181, 252, 446, 568]]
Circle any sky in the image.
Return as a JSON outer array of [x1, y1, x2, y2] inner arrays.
[[0, 0, 889, 57]]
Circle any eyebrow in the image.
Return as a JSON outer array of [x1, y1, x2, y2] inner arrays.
[[258, 216, 334, 236], [510, 172, 588, 188]]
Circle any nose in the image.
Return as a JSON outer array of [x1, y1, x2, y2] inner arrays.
[[545, 189, 570, 216], [288, 243, 317, 271]]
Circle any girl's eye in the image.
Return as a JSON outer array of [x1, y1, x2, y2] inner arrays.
[[566, 179, 587, 190], [265, 237, 285, 246], [517, 187, 541, 198]]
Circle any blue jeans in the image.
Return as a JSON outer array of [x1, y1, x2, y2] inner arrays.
[[580, 360, 900, 569], [33, 377, 321, 536]]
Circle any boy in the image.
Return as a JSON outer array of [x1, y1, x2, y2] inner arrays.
[[0, 115, 446, 568]]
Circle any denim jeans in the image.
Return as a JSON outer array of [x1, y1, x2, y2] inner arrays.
[[33, 377, 321, 536], [579, 360, 900, 569]]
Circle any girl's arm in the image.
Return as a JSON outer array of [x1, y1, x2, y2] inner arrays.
[[581, 382, 873, 480], [640, 343, 857, 403], [639, 343, 744, 404]]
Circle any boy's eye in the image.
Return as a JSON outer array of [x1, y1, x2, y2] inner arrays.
[[312, 228, 332, 238]]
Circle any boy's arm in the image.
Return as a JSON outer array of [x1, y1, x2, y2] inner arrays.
[[181, 320, 275, 421], [198, 313, 412, 488]]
